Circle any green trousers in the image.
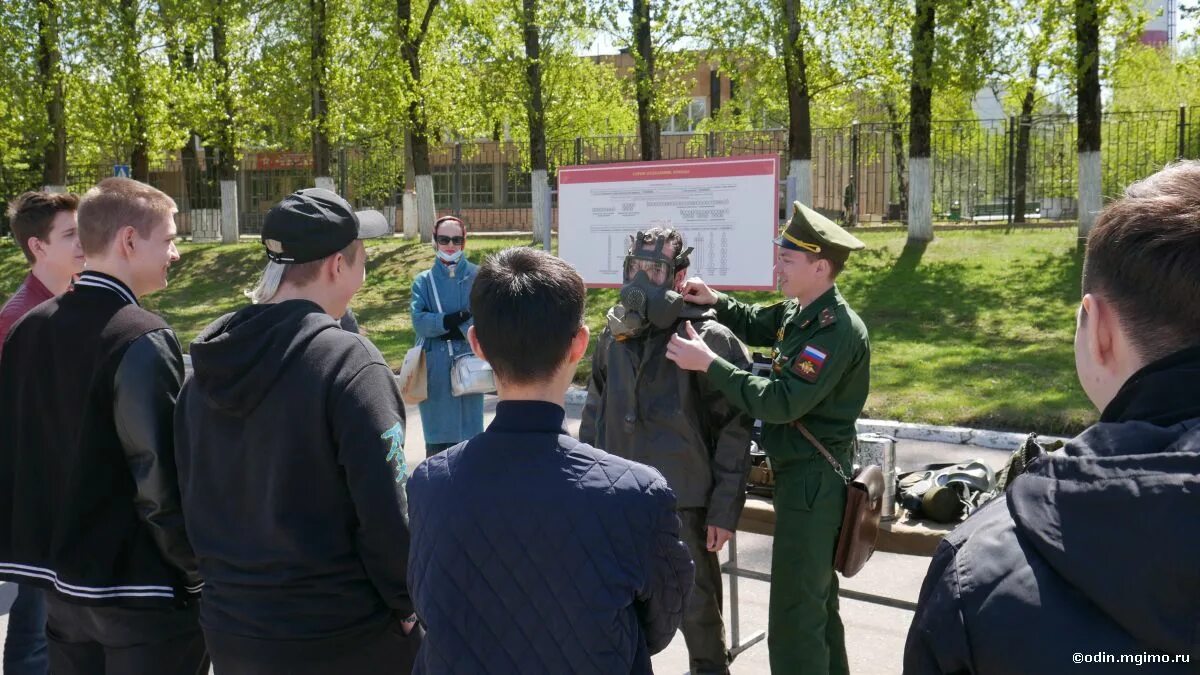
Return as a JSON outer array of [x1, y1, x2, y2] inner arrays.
[[769, 463, 849, 675]]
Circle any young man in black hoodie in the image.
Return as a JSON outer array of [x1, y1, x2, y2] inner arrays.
[[904, 162, 1200, 673], [174, 188, 418, 674]]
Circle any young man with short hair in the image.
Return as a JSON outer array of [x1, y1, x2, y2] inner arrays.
[[0, 191, 84, 350], [407, 247, 695, 674], [174, 188, 418, 674], [904, 162, 1200, 673], [0, 190, 84, 675], [581, 228, 753, 675], [0, 178, 205, 675]]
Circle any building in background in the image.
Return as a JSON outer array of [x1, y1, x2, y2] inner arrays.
[[1140, 0, 1176, 48]]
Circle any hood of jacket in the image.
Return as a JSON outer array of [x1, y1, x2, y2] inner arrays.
[[188, 299, 341, 416], [1008, 346, 1200, 653]]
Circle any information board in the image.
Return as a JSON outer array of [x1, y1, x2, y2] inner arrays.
[[558, 155, 779, 290]]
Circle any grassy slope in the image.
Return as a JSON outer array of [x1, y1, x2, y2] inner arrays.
[[0, 228, 1093, 435]]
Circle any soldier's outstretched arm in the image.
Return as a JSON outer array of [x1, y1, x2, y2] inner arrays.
[[704, 324, 862, 424], [712, 293, 788, 349]]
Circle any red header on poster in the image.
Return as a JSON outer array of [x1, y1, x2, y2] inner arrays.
[[558, 155, 777, 185]]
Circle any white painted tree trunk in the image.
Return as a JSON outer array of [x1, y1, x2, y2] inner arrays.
[[415, 174, 436, 243], [401, 190, 417, 239], [314, 176, 336, 192], [1077, 150, 1102, 238], [42, 185, 66, 194], [907, 157, 933, 241], [789, 159, 813, 207], [530, 169, 550, 249], [220, 180, 239, 244]]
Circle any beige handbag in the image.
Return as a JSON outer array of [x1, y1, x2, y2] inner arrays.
[[398, 338, 428, 405]]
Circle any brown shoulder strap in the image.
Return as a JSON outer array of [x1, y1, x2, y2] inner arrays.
[[792, 420, 849, 484]]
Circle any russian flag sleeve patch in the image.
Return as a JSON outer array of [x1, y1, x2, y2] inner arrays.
[[790, 344, 829, 383]]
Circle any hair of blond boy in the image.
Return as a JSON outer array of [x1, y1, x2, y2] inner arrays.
[[76, 177, 176, 256]]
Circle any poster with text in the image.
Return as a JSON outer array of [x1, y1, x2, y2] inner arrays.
[[558, 155, 779, 290]]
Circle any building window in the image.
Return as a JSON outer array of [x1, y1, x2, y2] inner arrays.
[[462, 164, 495, 207], [504, 166, 532, 206], [432, 170, 453, 206], [664, 96, 708, 134]]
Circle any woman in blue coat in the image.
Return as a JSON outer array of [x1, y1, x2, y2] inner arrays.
[[410, 216, 484, 455]]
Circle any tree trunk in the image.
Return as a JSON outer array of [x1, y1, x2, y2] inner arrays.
[[1075, 0, 1102, 237], [1013, 62, 1038, 224], [398, 0, 441, 241], [907, 0, 936, 241], [120, 0, 149, 182], [311, 0, 331, 179], [783, 0, 812, 205], [632, 0, 660, 161], [212, 0, 237, 181], [37, 0, 66, 187], [523, 0, 551, 246]]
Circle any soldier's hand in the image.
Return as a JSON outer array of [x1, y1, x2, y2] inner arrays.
[[666, 321, 717, 372], [706, 526, 734, 552], [681, 277, 717, 306]]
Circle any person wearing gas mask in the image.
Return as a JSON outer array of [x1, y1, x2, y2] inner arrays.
[[579, 228, 754, 675], [410, 215, 484, 456], [665, 203, 870, 675]]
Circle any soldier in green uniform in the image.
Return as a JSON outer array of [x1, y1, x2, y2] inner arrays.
[[665, 201, 870, 675]]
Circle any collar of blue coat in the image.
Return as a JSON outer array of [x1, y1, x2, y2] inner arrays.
[[488, 400, 567, 434], [432, 258, 474, 280]]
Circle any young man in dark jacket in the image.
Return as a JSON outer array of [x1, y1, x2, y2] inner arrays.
[[580, 228, 753, 675], [407, 247, 695, 674], [0, 190, 84, 675], [0, 178, 205, 675], [904, 162, 1200, 673], [174, 188, 417, 674]]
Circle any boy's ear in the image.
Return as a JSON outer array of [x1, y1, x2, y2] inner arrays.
[[467, 325, 487, 361], [568, 325, 591, 363]]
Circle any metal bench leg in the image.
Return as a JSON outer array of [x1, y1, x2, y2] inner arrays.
[[726, 532, 765, 658]]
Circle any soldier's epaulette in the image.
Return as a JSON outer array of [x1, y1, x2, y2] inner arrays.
[[819, 307, 837, 328]]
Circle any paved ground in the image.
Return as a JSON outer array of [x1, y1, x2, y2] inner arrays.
[[0, 396, 1013, 674]]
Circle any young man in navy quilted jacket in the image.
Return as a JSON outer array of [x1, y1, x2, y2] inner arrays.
[[407, 247, 695, 674]]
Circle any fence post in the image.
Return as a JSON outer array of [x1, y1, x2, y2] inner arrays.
[[707, 132, 716, 158], [338, 147, 348, 196], [574, 137, 583, 165], [452, 143, 463, 216], [1178, 105, 1187, 160], [1006, 116, 1016, 225], [542, 185, 553, 252], [849, 122, 860, 225]]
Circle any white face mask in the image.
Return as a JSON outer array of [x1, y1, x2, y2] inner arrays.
[[437, 249, 463, 264]]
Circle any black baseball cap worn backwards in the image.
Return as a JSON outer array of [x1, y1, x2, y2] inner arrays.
[[262, 188, 390, 264]]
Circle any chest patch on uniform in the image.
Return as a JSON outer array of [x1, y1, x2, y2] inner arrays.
[[819, 308, 837, 328], [791, 344, 829, 383]]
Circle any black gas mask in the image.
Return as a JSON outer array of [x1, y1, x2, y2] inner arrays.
[[607, 232, 693, 341]]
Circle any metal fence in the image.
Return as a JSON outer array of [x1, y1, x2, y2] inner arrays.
[[5, 107, 1200, 236]]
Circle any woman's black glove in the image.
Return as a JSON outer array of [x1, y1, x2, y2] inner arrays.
[[442, 310, 471, 331]]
